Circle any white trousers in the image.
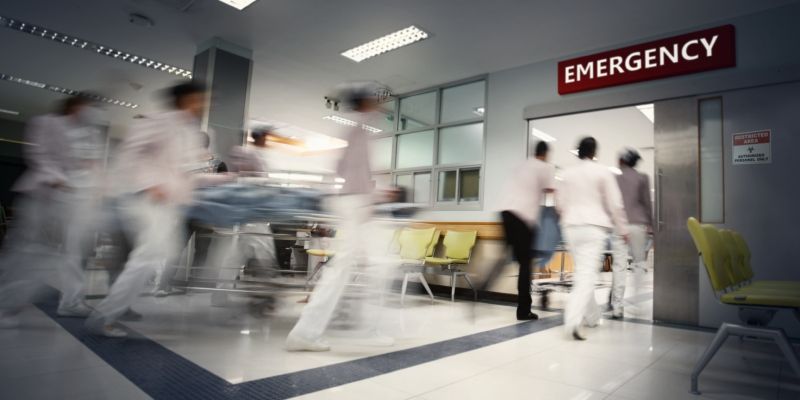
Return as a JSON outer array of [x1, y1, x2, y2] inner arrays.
[[610, 224, 649, 313], [563, 225, 608, 333], [211, 223, 277, 290], [287, 194, 387, 342], [57, 190, 105, 309], [88, 196, 179, 325]]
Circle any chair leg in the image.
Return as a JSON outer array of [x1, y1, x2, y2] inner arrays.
[[450, 272, 456, 302], [463, 273, 477, 301], [691, 322, 800, 395], [418, 273, 435, 303], [400, 273, 409, 306]]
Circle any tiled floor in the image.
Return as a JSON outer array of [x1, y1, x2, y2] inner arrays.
[[1, 269, 798, 400]]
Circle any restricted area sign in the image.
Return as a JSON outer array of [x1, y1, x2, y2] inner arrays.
[[732, 130, 771, 165]]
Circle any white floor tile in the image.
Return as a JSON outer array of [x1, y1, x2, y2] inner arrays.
[[289, 379, 410, 400], [612, 366, 780, 400]]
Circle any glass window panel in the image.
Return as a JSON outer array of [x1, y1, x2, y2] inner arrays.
[[373, 99, 396, 133], [441, 81, 485, 123], [459, 168, 480, 202], [438, 170, 457, 202], [396, 130, 434, 169], [699, 98, 724, 222], [413, 173, 431, 204], [369, 137, 393, 171], [399, 91, 436, 131], [438, 123, 483, 165]]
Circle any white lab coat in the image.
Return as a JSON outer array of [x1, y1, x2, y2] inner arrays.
[[88, 110, 206, 326]]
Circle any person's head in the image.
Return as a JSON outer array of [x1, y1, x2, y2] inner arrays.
[[618, 148, 641, 168], [60, 95, 92, 116], [534, 141, 550, 161], [577, 137, 597, 160], [334, 81, 391, 113], [250, 125, 275, 148], [168, 82, 206, 118]]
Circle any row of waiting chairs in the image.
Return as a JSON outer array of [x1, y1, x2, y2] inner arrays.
[[686, 217, 800, 395], [305, 227, 478, 304]]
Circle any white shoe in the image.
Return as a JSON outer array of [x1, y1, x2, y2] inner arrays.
[[86, 320, 128, 338], [153, 289, 170, 298], [285, 335, 330, 352], [572, 326, 587, 341], [57, 303, 93, 318]]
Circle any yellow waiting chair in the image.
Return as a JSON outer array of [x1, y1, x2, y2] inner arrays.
[[719, 229, 800, 292], [425, 230, 478, 302], [686, 217, 800, 395], [398, 227, 437, 305]]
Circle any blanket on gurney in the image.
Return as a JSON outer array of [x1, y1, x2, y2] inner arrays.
[[186, 183, 324, 226]]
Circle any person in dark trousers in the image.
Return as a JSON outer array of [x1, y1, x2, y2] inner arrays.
[[482, 141, 556, 320]]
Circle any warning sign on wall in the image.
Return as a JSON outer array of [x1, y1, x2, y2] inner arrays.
[[732, 130, 771, 165]]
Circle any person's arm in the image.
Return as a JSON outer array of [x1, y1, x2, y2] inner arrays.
[[23, 116, 67, 187], [603, 170, 629, 237], [641, 174, 654, 230]]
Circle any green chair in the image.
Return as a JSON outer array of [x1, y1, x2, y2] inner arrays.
[[398, 227, 437, 305], [721, 230, 800, 291], [686, 217, 800, 395], [425, 230, 478, 302]]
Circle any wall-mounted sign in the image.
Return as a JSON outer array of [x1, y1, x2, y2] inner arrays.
[[732, 130, 771, 165], [558, 25, 736, 95]]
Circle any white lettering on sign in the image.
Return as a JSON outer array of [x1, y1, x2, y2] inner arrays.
[[567, 34, 720, 84], [732, 130, 771, 165]]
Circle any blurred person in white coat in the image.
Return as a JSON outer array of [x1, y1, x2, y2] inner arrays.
[[0, 95, 105, 325], [285, 81, 393, 352], [557, 137, 628, 340], [85, 82, 208, 337], [609, 148, 653, 319]]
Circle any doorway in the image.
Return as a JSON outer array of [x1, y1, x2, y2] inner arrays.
[[527, 104, 656, 320]]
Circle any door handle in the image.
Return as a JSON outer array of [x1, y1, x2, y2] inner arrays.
[[656, 170, 664, 232]]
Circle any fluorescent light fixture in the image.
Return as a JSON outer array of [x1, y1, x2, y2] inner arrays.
[[531, 128, 557, 142], [341, 25, 429, 62], [0, 72, 138, 109], [323, 115, 382, 133], [217, 0, 258, 10], [0, 15, 192, 78], [473, 107, 485, 116], [0, 108, 19, 116], [239, 329, 251, 335], [636, 104, 654, 123]]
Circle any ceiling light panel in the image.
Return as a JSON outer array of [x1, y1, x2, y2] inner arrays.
[[0, 15, 192, 78], [217, 0, 259, 10], [0, 73, 139, 109], [323, 115, 382, 133], [341, 26, 429, 63]]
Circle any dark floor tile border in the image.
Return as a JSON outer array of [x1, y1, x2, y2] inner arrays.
[[36, 301, 562, 399]]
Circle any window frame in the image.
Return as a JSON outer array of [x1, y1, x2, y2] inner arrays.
[[369, 75, 487, 211]]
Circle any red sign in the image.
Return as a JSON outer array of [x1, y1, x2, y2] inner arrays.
[[558, 25, 736, 95], [733, 131, 770, 146]]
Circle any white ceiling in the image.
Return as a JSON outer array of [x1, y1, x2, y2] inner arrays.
[[0, 0, 796, 139]]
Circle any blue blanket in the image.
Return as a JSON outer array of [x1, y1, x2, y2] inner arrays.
[[186, 184, 323, 226]]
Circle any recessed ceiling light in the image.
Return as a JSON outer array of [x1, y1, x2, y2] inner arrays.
[[0, 72, 139, 109], [636, 104, 654, 123], [217, 0, 259, 10], [341, 25, 429, 63], [323, 115, 382, 133], [0, 15, 192, 78], [0, 108, 20, 116], [531, 128, 557, 142]]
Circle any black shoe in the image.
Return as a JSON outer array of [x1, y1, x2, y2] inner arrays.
[[517, 312, 539, 321], [120, 308, 143, 322]]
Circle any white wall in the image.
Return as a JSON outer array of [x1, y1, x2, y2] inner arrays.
[[418, 2, 800, 223]]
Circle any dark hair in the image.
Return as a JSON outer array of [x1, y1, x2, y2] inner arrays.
[[216, 161, 228, 173], [168, 82, 206, 109], [534, 141, 549, 157], [59, 95, 92, 115], [619, 149, 641, 168], [577, 137, 597, 160]]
